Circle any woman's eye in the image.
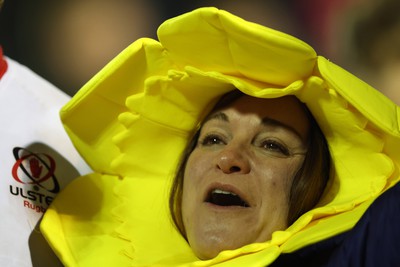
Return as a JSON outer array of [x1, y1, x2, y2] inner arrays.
[[261, 140, 290, 156], [200, 134, 225, 146]]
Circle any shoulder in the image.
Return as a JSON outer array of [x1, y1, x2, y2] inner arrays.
[[271, 182, 400, 267]]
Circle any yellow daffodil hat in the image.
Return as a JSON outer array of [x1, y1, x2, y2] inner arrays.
[[41, 7, 400, 267]]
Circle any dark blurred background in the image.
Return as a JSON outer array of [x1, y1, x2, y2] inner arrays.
[[1, 0, 399, 103]]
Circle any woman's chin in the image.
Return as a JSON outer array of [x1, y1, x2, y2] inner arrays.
[[188, 232, 249, 260]]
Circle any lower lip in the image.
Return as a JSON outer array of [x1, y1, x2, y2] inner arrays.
[[203, 202, 251, 211]]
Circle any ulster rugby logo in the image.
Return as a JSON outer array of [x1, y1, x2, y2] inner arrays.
[[11, 147, 60, 194]]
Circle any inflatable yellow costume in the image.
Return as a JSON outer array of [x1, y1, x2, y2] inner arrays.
[[41, 7, 400, 266]]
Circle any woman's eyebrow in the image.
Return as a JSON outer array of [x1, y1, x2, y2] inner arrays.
[[204, 112, 304, 140], [261, 117, 303, 140], [204, 112, 229, 123]]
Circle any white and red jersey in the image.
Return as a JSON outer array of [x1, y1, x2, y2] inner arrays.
[[0, 49, 91, 267]]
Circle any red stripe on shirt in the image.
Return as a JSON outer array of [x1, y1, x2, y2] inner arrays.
[[0, 46, 8, 79]]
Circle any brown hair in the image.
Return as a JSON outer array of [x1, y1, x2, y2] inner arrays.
[[169, 90, 331, 237]]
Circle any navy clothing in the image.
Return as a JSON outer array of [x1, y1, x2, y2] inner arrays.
[[271, 182, 400, 267]]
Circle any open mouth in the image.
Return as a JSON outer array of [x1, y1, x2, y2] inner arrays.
[[206, 189, 250, 207]]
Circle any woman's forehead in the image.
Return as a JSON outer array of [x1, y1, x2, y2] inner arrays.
[[210, 95, 310, 141]]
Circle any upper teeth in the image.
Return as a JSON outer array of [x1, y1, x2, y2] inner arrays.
[[212, 189, 237, 196]]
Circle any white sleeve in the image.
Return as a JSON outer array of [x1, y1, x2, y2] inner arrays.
[[0, 57, 91, 267]]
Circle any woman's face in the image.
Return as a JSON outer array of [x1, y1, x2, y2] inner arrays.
[[181, 95, 310, 260]]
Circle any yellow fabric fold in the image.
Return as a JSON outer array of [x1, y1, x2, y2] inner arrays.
[[41, 7, 400, 267], [41, 173, 131, 266]]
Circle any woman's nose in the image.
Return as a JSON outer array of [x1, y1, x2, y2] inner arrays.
[[216, 145, 251, 174]]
